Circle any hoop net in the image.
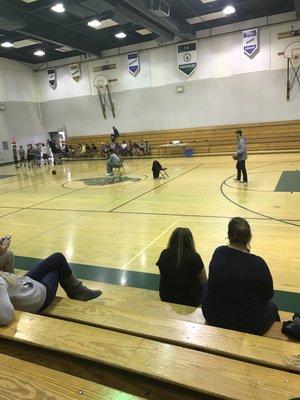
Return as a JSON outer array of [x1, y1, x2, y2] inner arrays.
[[93, 75, 108, 94], [283, 41, 300, 66]]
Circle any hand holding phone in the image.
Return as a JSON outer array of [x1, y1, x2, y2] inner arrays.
[[0, 235, 11, 245]]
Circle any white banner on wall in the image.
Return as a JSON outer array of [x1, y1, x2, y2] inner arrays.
[[243, 28, 259, 58], [47, 68, 57, 90], [177, 42, 197, 77], [69, 63, 81, 82], [128, 52, 140, 76]]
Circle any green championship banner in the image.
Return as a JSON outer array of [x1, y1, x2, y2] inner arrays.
[[177, 42, 197, 76]]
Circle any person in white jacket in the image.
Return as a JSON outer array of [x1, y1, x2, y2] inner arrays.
[[0, 252, 102, 326]]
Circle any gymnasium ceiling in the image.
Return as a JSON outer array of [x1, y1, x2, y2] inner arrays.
[[0, 0, 298, 64]]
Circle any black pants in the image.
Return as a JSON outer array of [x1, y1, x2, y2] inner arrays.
[[153, 168, 160, 179], [25, 252, 72, 312], [203, 300, 280, 335], [236, 160, 248, 182]]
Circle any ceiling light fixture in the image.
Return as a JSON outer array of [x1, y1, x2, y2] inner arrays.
[[223, 5, 235, 15], [115, 32, 127, 39], [34, 50, 45, 56], [51, 3, 65, 13], [87, 19, 102, 28], [1, 41, 14, 48]]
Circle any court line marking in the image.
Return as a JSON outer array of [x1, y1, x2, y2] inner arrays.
[[121, 219, 180, 269], [2, 207, 299, 223], [109, 162, 204, 213], [220, 161, 300, 228], [0, 165, 148, 221], [224, 165, 300, 193]]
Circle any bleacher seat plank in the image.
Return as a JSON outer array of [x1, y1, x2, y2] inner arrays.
[[0, 338, 205, 400], [45, 298, 300, 372], [0, 352, 143, 400], [50, 276, 296, 344], [0, 311, 299, 400], [55, 285, 206, 324], [53, 287, 294, 339]]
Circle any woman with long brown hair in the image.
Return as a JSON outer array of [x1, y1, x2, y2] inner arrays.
[[202, 217, 279, 335], [156, 227, 207, 306]]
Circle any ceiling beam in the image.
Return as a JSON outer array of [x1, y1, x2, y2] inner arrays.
[[100, 0, 175, 41], [122, 0, 196, 40], [0, 0, 104, 55]]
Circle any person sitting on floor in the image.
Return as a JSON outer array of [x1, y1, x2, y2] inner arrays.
[[202, 217, 280, 335], [106, 149, 122, 176], [0, 252, 102, 326], [152, 160, 167, 179], [156, 227, 207, 307]]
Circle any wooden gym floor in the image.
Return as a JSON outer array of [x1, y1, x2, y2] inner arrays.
[[0, 152, 299, 311]]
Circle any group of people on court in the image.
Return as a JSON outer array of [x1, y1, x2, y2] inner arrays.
[[0, 217, 278, 335], [12, 140, 59, 168]]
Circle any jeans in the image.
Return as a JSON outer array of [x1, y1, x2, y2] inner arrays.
[[236, 160, 248, 182], [25, 252, 72, 312], [107, 161, 122, 173]]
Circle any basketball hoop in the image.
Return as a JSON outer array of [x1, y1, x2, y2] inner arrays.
[[93, 75, 115, 119], [283, 41, 300, 61], [280, 41, 300, 101], [94, 75, 108, 94]]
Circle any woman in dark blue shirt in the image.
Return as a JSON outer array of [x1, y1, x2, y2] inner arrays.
[[202, 217, 279, 335], [156, 227, 207, 307]]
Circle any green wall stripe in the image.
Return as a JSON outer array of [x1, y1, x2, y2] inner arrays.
[[15, 255, 298, 314]]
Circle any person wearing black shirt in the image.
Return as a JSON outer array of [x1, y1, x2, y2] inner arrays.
[[111, 126, 120, 143], [156, 227, 207, 307], [202, 217, 279, 335]]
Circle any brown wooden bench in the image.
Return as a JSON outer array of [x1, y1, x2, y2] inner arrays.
[[44, 297, 300, 370], [53, 280, 293, 341], [0, 351, 145, 400], [0, 311, 299, 400], [0, 338, 205, 400]]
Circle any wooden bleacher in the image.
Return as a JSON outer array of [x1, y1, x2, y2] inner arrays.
[[0, 278, 299, 399], [43, 297, 300, 371], [0, 351, 144, 400], [0, 311, 300, 400], [66, 120, 300, 157]]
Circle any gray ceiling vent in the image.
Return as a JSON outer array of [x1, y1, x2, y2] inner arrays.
[[149, 0, 170, 18]]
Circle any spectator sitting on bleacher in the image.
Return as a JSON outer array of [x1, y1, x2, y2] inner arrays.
[[145, 141, 151, 155], [91, 143, 97, 156], [127, 140, 133, 156], [202, 217, 280, 335], [0, 252, 102, 326], [121, 140, 128, 156], [139, 140, 145, 155], [156, 227, 207, 307], [132, 142, 140, 156]]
